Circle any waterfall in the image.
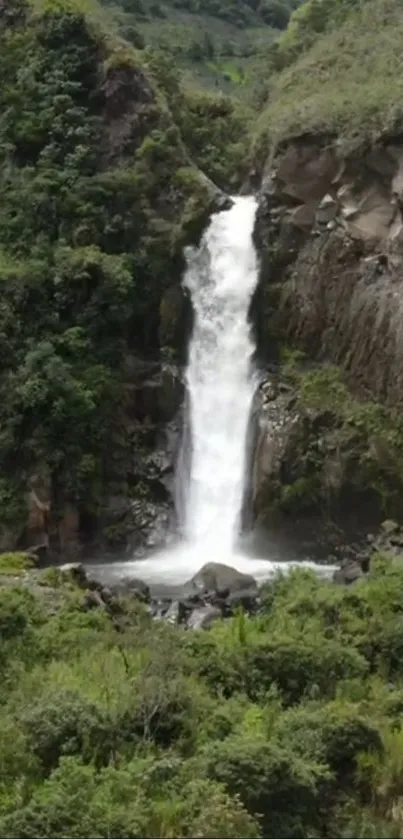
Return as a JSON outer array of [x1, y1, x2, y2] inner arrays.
[[116, 196, 335, 586], [179, 195, 259, 553]]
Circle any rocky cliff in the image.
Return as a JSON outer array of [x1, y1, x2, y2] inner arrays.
[[252, 134, 403, 538], [245, 0, 403, 539], [255, 137, 403, 404]]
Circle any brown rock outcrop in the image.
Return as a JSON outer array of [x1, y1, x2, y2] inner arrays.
[[255, 136, 403, 407]]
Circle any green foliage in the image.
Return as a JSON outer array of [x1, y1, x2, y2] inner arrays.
[[3, 561, 403, 834], [254, 0, 403, 153], [110, 0, 304, 95], [145, 48, 249, 188], [274, 361, 403, 517], [0, 586, 43, 642], [20, 690, 114, 772], [0, 0, 220, 530], [0, 756, 260, 837], [197, 734, 329, 837], [0, 553, 33, 575]]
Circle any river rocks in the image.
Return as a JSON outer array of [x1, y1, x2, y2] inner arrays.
[[188, 562, 258, 596], [187, 605, 222, 630], [332, 519, 403, 584], [144, 562, 261, 630], [333, 559, 364, 585], [59, 563, 89, 587], [108, 576, 151, 603]]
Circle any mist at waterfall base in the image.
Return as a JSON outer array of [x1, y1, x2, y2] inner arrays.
[[109, 197, 334, 587]]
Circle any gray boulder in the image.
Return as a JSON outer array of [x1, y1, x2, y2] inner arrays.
[[187, 605, 222, 631], [333, 560, 364, 585], [59, 563, 88, 587], [188, 562, 257, 596]]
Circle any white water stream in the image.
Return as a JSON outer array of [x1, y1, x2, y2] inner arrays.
[[182, 195, 259, 549], [108, 197, 334, 586]]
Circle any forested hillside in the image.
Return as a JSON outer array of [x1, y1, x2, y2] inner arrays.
[[0, 0, 247, 554], [102, 0, 305, 93]]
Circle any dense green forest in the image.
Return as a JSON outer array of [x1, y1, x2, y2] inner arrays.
[[0, 0, 248, 550]]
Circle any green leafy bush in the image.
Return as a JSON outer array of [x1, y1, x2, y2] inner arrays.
[[20, 690, 115, 772], [2, 556, 403, 835]]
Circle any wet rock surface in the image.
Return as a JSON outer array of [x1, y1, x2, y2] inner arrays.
[[188, 561, 258, 596], [146, 562, 261, 630], [76, 527, 403, 621], [4, 530, 403, 629]]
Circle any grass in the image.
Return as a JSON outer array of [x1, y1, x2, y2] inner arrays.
[[0, 553, 34, 576], [254, 0, 403, 153]]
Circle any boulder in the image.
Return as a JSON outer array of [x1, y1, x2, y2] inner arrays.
[[187, 605, 222, 630], [110, 576, 150, 603], [188, 562, 257, 596], [333, 560, 364, 585], [59, 563, 88, 587], [226, 588, 259, 613], [164, 599, 189, 625]]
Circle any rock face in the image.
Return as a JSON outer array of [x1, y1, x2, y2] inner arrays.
[[249, 367, 398, 544], [332, 518, 403, 584], [95, 358, 185, 555], [255, 137, 403, 408]]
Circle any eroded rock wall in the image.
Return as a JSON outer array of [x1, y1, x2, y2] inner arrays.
[[251, 136, 403, 534], [255, 136, 403, 406]]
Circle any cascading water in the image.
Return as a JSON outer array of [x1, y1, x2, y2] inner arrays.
[[106, 196, 335, 586], [180, 195, 259, 553]]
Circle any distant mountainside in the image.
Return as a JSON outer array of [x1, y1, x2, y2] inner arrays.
[[103, 0, 305, 93]]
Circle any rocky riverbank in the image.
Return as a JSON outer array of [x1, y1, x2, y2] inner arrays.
[[3, 521, 402, 634]]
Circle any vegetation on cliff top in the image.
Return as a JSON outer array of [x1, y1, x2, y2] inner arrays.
[[254, 0, 403, 153], [1, 557, 403, 836]]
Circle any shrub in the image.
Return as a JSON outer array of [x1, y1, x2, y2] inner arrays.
[[20, 690, 115, 772], [0, 586, 43, 642], [0, 756, 261, 838], [197, 734, 329, 837], [0, 553, 34, 575], [275, 702, 383, 779]]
